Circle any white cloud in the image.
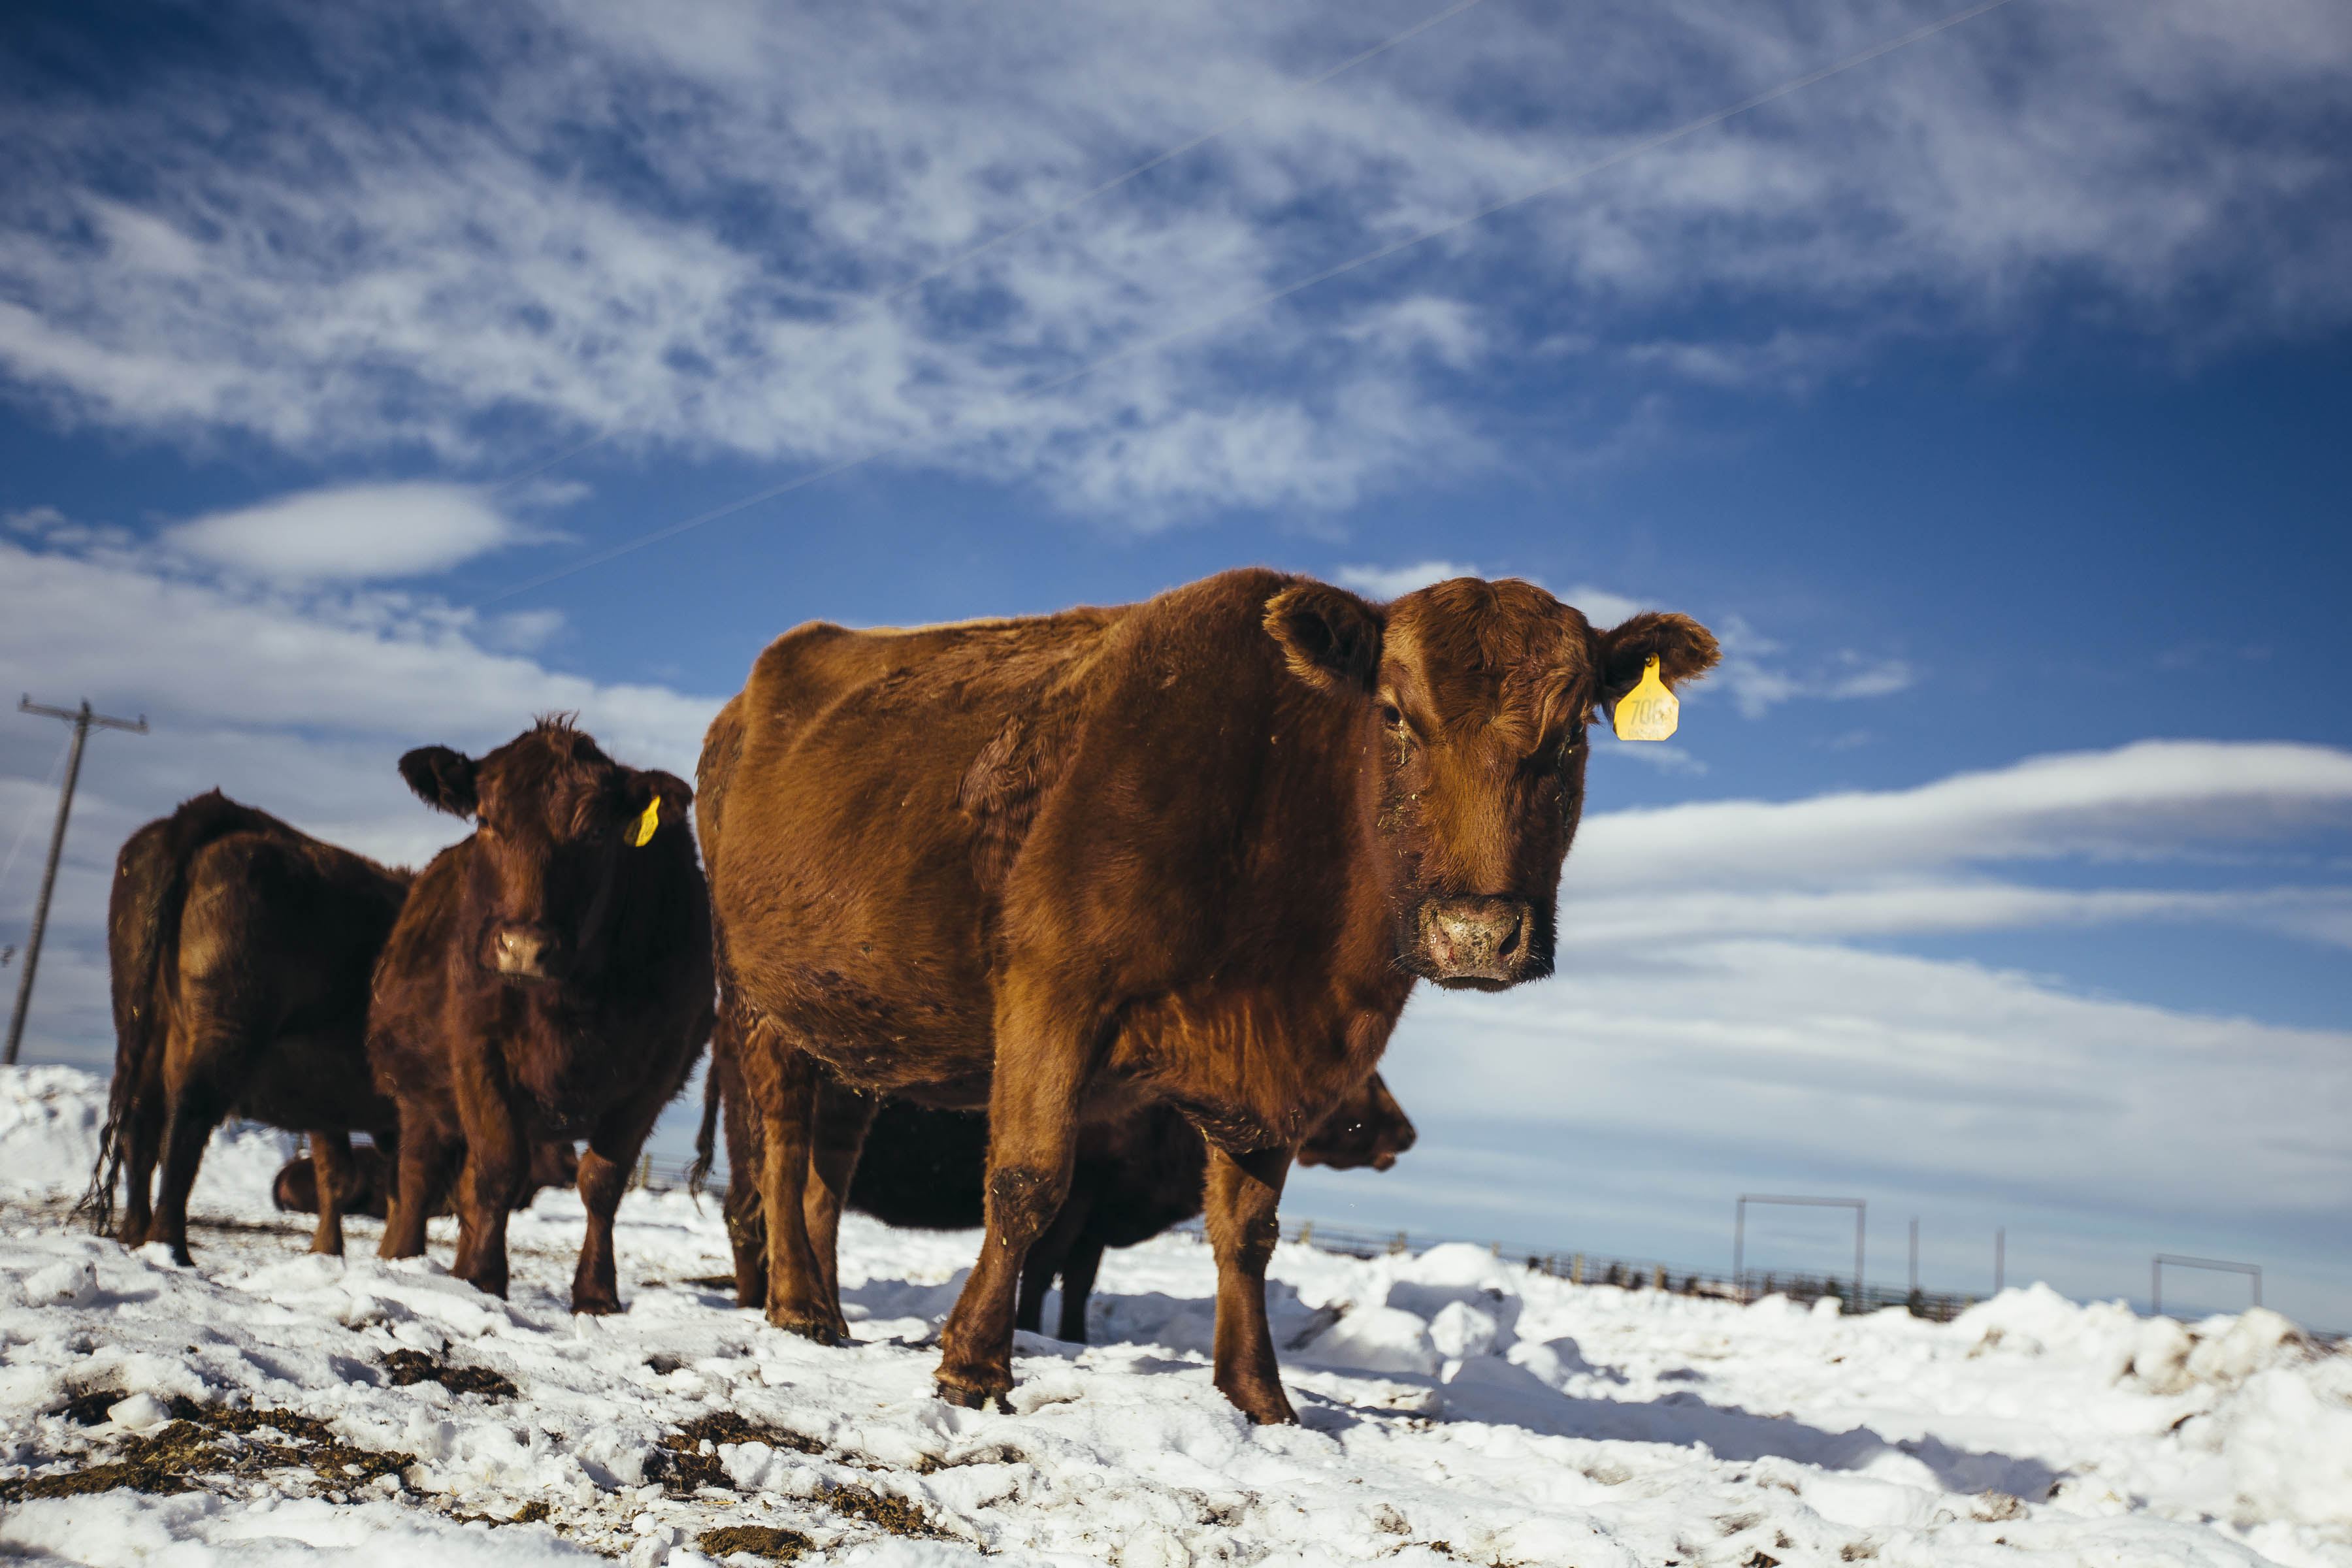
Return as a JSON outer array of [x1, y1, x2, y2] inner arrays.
[[1333, 560, 1482, 599], [1556, 583, 1646, 629], [0, 0, 2342, 519], [163, 482, 557, 583], [1390, 936, 2352, 1222], [1573, 740, 2352, 893]]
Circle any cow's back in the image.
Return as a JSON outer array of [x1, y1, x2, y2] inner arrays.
[[175, 828, 408, 1130], [706, 607, 1126, 1091]]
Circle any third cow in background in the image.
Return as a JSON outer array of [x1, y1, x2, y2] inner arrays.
[[695, 1012, 1414, 1343], [699, 569, 1716, 1422]]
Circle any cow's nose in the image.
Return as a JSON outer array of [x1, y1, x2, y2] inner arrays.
[[1418, 897, 1529, 985], [491, 925, 559, 979]]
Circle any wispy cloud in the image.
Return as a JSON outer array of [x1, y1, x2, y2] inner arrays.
[[0, 0, 2344, 519]]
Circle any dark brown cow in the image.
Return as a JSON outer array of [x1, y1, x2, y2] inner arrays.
[[86, 791, 408, 1262], [698, 570, 1716, 1420], [368, 719, 713, 1313], [694, 1021, 1413, 1342], [271, 1139, 578, 1221]]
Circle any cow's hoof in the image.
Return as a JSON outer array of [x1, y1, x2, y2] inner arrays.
[[1223, 1385, 1299, 1426], [934, 1377, 1010, 1413], [572, 1296, 622, 1316], [766, 1309, 843, 1346]]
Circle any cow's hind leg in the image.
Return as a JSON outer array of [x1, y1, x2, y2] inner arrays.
[[1016, 1184, 1092, 1337], [150, 1015, 243, 1267], [1053, 1232, 1107, 1346], [752, 1043, 847, 1343], [801, 1074, 877, 1319], [116, 1089, 167, 1248], [573, 1089, 670, 1315], [308, 1132, 355, 1256], [1203, 1142, 1296, 1424], [714, 1024, 768, 1307], [935, 972, 1092, 1409]]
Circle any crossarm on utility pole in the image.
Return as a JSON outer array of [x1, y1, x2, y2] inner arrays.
[[5, 698, 147, 1066]]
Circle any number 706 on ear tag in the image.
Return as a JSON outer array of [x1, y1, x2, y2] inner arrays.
[[1612, 655, 1679, 742]]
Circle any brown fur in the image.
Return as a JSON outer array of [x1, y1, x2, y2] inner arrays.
[[270, 1140, 578, 1220], [88, 791, 410, 1262], [694, 1012, 1411, 1341], [698, 569, 1714, 1420], [367, 719, 714, 1313]]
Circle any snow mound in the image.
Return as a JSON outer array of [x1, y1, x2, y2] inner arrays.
[[0, 1063, 296, 1211], [0, 1064, 109, 1200]]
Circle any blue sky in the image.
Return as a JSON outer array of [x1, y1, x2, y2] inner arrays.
[[3, 0, 2347, 1324]]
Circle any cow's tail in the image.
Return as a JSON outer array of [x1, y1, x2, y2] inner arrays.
[[687, 1051, 723, 1201], [78, 791, 271, 1234]]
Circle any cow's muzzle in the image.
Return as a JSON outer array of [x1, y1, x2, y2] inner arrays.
[[488, 924, 565, 982], [1415, 896, 1535, 989]]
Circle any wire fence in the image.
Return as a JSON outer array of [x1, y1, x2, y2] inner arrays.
[[639, 1156, 1982, 1322]]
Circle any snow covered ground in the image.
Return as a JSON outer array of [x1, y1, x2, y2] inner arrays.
[[5, 1064, 2351, 1568]]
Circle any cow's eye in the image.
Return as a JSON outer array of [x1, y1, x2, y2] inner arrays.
[[1379, 704, 1405, 729]]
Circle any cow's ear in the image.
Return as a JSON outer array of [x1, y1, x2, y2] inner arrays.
[[1265, 581, 1384, 696], [399, 746, 478, 818], [625, 770, 694, 842], [1595, 612, 1721, 706]]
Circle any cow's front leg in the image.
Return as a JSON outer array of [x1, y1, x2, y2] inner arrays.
[[1205, 1142, 1297, 1424], [753, 1042, 846, 1342], [936, 973, 1090, 1409], [380, 1117, 456, 1260], [573, 1090, 668, 1315], [451, 1079, 525, 1299], [308, 1132, 355, 1256], [801, 1074, 878, 1316]]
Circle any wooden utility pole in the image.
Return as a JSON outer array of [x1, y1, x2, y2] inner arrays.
[[5, 698, 146, 1066]]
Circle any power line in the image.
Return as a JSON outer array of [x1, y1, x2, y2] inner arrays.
[[484, 0, 1496, 498], [0, 732, 73, 906], [481, 0, 2024, 606]]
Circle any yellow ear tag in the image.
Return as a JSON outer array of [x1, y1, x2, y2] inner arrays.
[[632, 796, 661, 848], [1612, 655, 1680, 742]]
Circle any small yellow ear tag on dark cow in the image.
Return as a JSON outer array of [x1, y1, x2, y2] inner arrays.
[[1613, 655, 1680, 742], [633, 796, 661, 848]]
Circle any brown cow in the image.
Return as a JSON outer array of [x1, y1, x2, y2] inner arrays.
[[693, 1024, 1413, 1342], [368, 719, 713, 1313], [86, 791, 408, 1262], [698, 570, 1715, 1421], [271, 1139, 578, 1220]]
